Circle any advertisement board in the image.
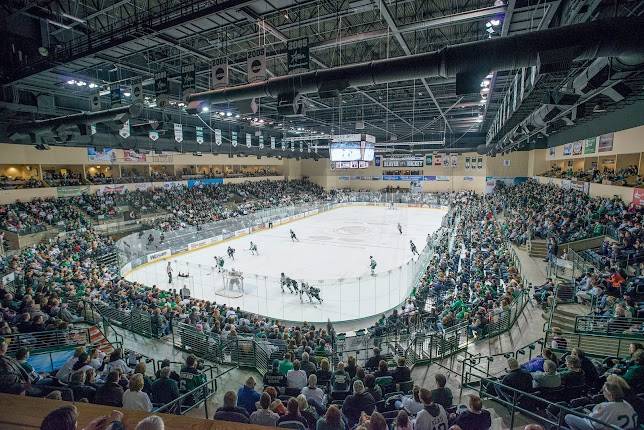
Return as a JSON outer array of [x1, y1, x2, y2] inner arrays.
[[147, 249, 171, 263], [187, 178, 224, 188]]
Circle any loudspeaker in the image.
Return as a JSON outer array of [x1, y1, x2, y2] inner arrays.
[[90, 92, 101, 111], [132, 81, 144, 102]]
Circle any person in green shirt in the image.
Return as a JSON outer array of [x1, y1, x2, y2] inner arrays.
[[622, 350, 644, 391], [278, 352, 294, 376]]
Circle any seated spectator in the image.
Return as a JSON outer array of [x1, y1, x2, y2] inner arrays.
[[391, 357, 411, 384], [331, 362, 350, 391], [40, 405, 123, 430], [342, 380, 375, 427], [94, 370, 124, 407], [277, 397, 309, 428], [123, 373, 153, 412], [531, 360, 561, 389], [134, 362, 153, 395], [301, 374, 326, 408], [135, 415, 165, 430], [400, 385, 424, 416], [571, 348, 599, 388], [151, 366, 179, 406], [431, 373, 453, 409], [315, 358, 333, 385], [287, 360, 308, 390], [394, 410, 413, 430], [237, 376, 261, 414], [316, 404, 344, 430], [263, 359, 286, 388], [560, 355, 586, 389], [622, 349, 644, 391], [496, 358, 533, 401], [564, 381, 637, 430], [279, 352, 294, 376], [249, 392, 279, 427], [373, 360, 390, 379], [365, 347, 384, 371], [345, 356, 357, 379], [453, 395, 492, 430], [104, 349, 131, 377], [179, 355, 206, 400], [214, 391, 249, 423], [56, 347, 85, 383], [364, 374, 382, 403], [69, 370, 96, 403], [155, 359, 180, 383], [415, 388, 449, 430], [301, 352, 317, 376], [297, 394, 318, 429]]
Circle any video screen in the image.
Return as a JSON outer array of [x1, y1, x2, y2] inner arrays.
[[329, 142, 361, 161]]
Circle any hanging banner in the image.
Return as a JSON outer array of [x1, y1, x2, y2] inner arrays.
[[477, 157, 483, 169], [149, 130, 159, 141], [90, 124, 97, 135], [572, 140, 583, 155], [247, 47, 267, 82], [281, 140, 286, 151], [258, 135, 264, 149], [434, 154, 442, 166], [181, 64, 196, 99], [174, 123, 183, 143], [231, 131, 238, 147], [246, 133, 252, 148], [465, 157, 470, 168], [584, 137, 597, 154], [307, 144, 311, 153], [563, 143, 572, 156], [443, 154, 450, 168], [425, 154, 433, 166], [215, 129, 222, 146], [375, 155, 381, 167], [633, 188, 644, 207], [123, 149, 146, 162], [287, 37, 310, 73], [503, 159, 511, 167], [314, 141, 318, 153], [290, 142, 295, 152], [154, 71, 168, 95], [195, 126, 204, 144], [212, 57, 229, 89], [450, 154, 458, 168], [598, 133, 614, 152], [270, 136, 276, 149], [110, 85, 121, 107], [119, 120, 130, 138], [87, 147, 115, 162], [299, 142, 303, 152]]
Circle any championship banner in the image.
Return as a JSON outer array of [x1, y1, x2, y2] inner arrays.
[[299, 142, 303, 152], [181, 64, 196, 99], [90, 124, 97, 135], [270, 136, 276, 149], [247, 47, 267, 82], [259, 135, 264, 149], [450, 154, 458, 167], [584, 137, 597, 154], [598, 133, 614, 152], [465, 157, 470, 169], [290, 142, 295, 152], [246, 133, 252, 148], [287, 37, 310, 73], [212, 57, 229, 89], [231, 131, 238, 147], [174, 123, 183, 143], [443, 154, 450, 168], [154, 71, 168, 95], [425, 154, 433, 166], [307, 144, 311, 153], [281, 140, 286, 151], [110, 85, 121, 107], [503, 159, 511, 167], [572, 140, 583, 155], [119, 120, 130, 139], [195, 126, 204, 144], [149, 130, 159, 141], [434, 154, 442, 166], [215, 129, 222, 146], [477, 157, 483, 169]]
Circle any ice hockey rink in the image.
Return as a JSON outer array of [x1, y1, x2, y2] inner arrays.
[[125, 205, 446, 322]]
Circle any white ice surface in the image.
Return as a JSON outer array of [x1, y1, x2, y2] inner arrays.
[[126, 206, 446, 322]]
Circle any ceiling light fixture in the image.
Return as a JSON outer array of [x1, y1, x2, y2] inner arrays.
[[201, 106, 209, 113]]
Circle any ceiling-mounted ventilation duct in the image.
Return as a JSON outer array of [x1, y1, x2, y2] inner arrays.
[[186, 16, 644, 112]]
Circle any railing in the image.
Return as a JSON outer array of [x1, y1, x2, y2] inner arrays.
[[3, 327, 92, 354], [574, 315, 644, 338], [474, 378, 623, 430], [544, 328, 641, 358]]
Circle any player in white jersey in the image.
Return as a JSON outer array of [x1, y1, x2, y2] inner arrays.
[[249, 241, 258, 255], [370, 256, 377, 276], [397, 222, 403, 235], [410, 240, 419, 256]]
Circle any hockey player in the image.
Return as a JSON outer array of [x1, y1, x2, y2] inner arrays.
[[370, 256, 377, 276], [290, 229, 299, 241], [166, 261, 173, 284], [280, 273, 291, 293], [299, 282, 306, 303], [227, 246, 235, 260], [249, 241, 258, 255], [410, 240, 419, 256], [397, 223, 403, 235], [290, 278, 299, 293], [215, 256, 225, 272], [309, 285, 323, 304]]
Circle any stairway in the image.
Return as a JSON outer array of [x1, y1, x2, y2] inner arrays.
[[542, 305, 578, 333], [528, 239, 548, 259], [88, 326, 116, 355]]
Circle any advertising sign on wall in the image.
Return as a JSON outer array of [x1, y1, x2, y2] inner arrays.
[[584, 137, 597, 154], [598, 133, 614, 152], [87, 147, 115, 163], [187, 178, 224, 188], [633, 188, 644, 207], [563, 143, 572, 156], [572, 140, 583, 155]]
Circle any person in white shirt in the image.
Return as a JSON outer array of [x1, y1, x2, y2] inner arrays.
[[301, 374, 326, 408], [57, 347, 85, 383], [565, 381, 637, 430], [104, 349, 132, 377], [414, 388, 449, 430], [286, 360, 307, 390], [123, 373, 153, 412]]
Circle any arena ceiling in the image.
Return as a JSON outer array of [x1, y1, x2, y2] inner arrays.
[[0, 0, 643, 157]]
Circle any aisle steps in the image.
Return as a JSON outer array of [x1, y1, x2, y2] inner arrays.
[[528, 240, 548, 259]]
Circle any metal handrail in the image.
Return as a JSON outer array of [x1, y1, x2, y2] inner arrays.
[[4, 327, 92, 354], [543, 328, 642, 358], [574, 315, 644, 338]]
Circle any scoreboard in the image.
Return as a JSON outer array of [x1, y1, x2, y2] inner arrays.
[[382, 156, 424, 167]]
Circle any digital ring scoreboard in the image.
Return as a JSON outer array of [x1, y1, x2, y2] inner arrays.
[[329, 134, 375, 162]]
